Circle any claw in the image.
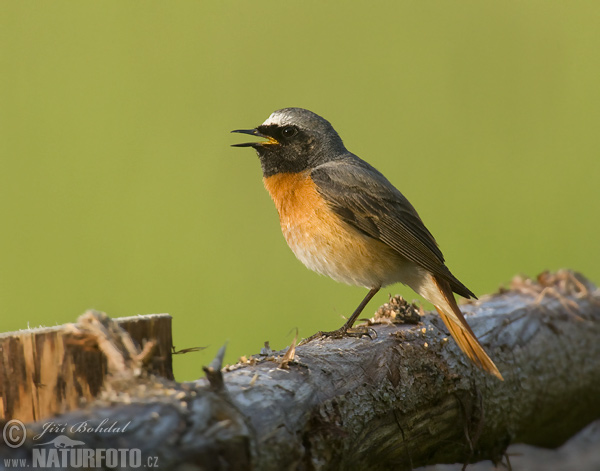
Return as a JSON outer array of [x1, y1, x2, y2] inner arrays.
[[346, 326, 377, 339], [299, 325, 377, 345]]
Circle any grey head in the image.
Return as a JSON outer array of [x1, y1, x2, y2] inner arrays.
[[232, 108, 349, 177]]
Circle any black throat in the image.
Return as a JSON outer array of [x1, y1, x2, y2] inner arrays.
[[256, 147, 318, 177]]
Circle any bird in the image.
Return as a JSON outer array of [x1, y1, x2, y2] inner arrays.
[[232, 108, 502, 380]]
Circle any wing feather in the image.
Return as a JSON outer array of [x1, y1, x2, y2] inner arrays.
[[311, 158, 475, 299]]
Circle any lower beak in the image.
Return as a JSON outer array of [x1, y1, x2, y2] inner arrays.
[[231, 129, 278, 147]]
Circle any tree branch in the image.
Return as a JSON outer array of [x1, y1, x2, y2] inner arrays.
[[1, 270, 599, 470]]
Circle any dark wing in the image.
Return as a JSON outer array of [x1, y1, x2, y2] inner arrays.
[[311, 158, 476, 299]]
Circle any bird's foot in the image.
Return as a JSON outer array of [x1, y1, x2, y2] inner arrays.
[[298, 325, 376, 346]]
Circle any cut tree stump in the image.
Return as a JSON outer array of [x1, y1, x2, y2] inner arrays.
[[0, 270, 599, 471], [0, 312, 173, 422]]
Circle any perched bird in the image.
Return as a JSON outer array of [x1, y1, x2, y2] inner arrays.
[[232, 108, 502, 380]]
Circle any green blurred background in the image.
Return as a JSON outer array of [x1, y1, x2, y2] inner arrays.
[[1, 2, 598, 381]]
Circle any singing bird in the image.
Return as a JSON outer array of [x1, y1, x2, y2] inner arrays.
[[233, 108, 502, 380]]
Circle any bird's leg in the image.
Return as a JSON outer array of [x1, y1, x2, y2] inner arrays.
[[300, 287, 380, 344], [339, 287, 380, 334]]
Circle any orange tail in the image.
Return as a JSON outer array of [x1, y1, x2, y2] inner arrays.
[[433, 277, 503, 380]]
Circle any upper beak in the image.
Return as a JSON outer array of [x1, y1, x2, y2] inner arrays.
[[231, 129, 278, 147]]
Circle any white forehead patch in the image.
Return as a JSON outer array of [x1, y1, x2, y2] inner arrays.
[[261, 110, 294, 127]]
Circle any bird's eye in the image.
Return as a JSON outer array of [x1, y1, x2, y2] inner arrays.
[[281, 126, 297, 138]]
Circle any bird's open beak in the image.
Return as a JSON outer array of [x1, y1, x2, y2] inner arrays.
[[231, 129, 279, 147]]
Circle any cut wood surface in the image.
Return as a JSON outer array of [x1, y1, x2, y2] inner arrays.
[[0, 270, 599, 471], [0, 312, 173, 422]]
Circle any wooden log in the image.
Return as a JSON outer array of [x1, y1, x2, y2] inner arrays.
[[0, 312, 173, 422], [0, 270, 599, 471]]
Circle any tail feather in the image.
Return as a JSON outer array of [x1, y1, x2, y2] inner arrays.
[[432, 276, 503, 380]]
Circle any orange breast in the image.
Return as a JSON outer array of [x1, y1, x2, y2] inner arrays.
[[263, 172, 408, 289]]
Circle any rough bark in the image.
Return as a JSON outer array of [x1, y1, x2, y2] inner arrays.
[[1, 270, 599, 471]]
